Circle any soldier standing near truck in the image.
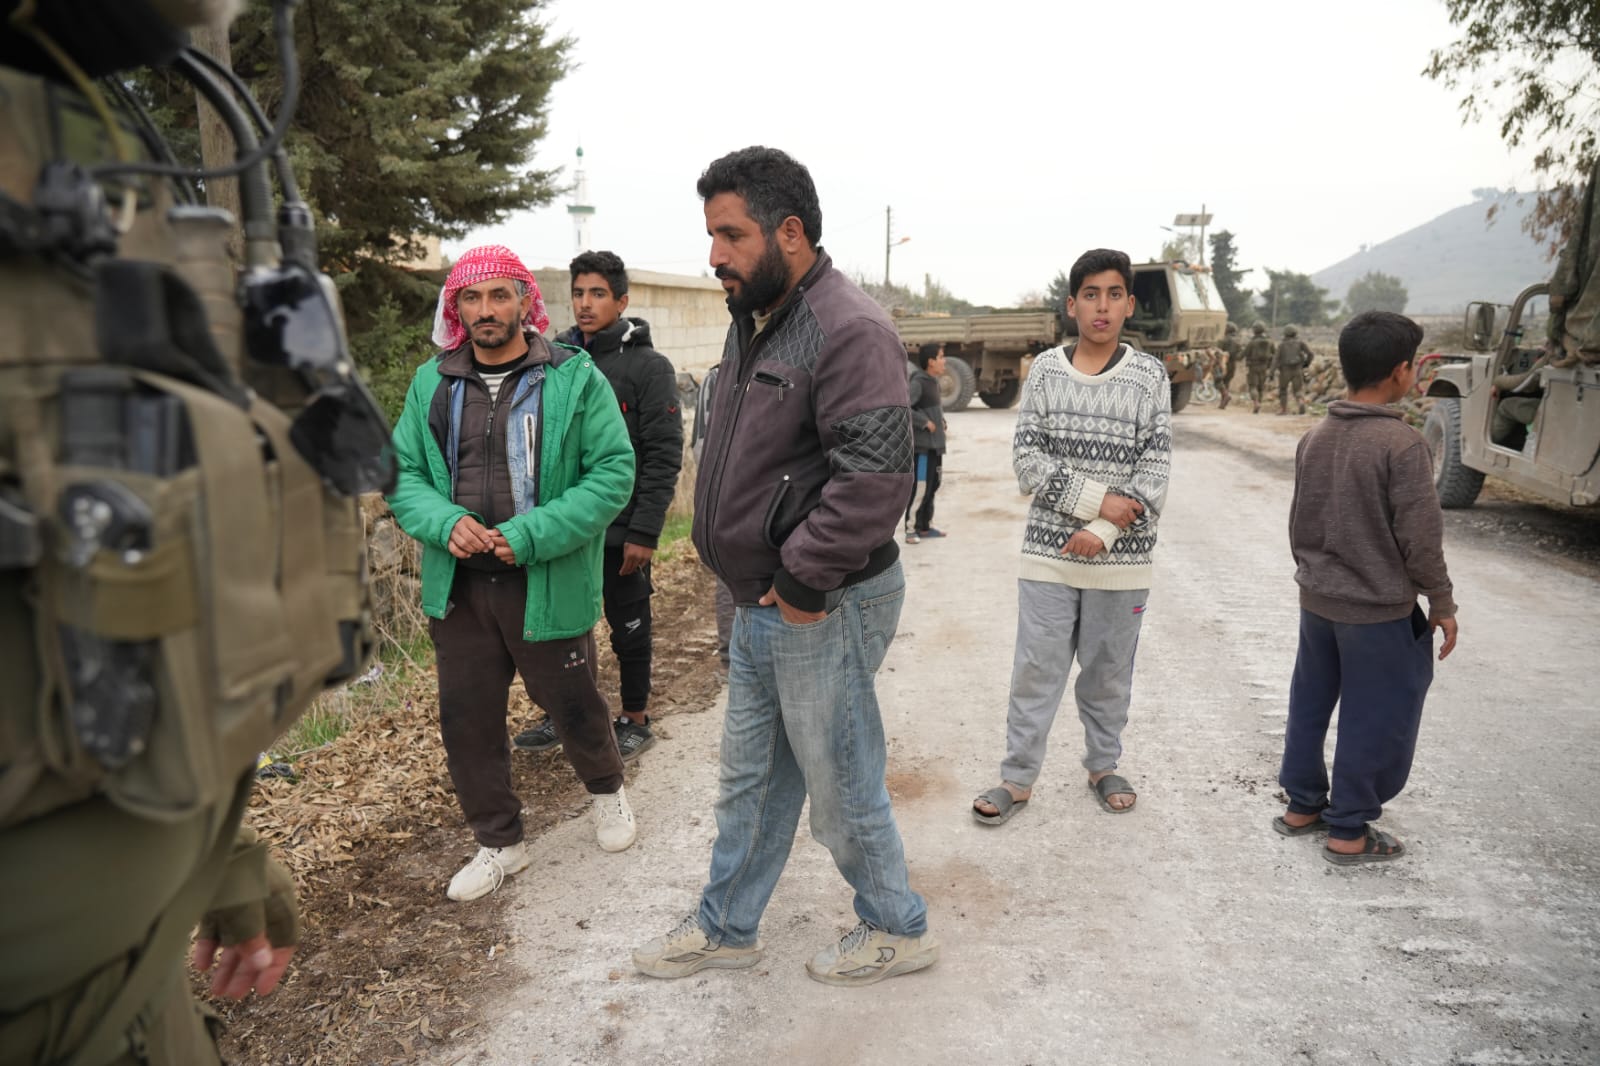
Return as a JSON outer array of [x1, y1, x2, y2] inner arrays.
[[1243, 322, 1276, 413], [1217, 322, 1241, 409], [1277, 325, 1316, 415]]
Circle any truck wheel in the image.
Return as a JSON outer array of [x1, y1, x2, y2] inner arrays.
[[1170, 380, 1194, 413], [1423, 397, 1485, 508], [940, 356, 977, 411], [979, 378, 1021, 408]]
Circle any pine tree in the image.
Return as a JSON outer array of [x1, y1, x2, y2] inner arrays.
[[1207, 230, 1254, 323]]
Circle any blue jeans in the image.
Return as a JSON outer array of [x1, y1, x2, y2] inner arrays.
[[697, 562, 928, 946]]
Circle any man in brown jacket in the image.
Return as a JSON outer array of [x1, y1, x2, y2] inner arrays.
[[633, 146, 937, 987], [1274, 311, 1459, 865]]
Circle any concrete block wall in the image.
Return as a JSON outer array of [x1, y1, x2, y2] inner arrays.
[[534, 267, 729, 374]]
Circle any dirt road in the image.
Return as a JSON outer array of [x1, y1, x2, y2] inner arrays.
[[441, 405, 1599, 1066]]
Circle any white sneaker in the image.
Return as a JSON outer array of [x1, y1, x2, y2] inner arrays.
[[593, 785, 637, 852], [446, 841, 531, 902]]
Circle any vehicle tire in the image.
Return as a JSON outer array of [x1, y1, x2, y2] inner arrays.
[[1423, 396, 1485, 508], [1170, 380, 1194, 413], [940, 355, 977, 411], [979, 378, 1021, 408]]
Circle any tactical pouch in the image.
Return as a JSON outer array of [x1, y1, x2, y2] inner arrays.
[[0, 66, 379, 831], [1, 365, 373, 829]]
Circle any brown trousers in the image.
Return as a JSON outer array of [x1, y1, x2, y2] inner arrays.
[[431, 568, 624, 848]]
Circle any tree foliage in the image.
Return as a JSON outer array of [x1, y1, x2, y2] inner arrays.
[[1207, 230, 1256, 323], [1158, 235, 1199, 263], [1345, 271, 1410, 315], [855, 274, 982, 315], [1256, 270, 1339, 327], [1425, 0, 1599, 250], [1045, 270, 1072, 310], [134, 0, 570, 375]]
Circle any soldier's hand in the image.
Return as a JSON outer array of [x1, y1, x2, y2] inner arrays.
[[193, 935, 295, 1000], [448, 515, 495, 559], [1098, 493, 1144, 530], [618, 542, 654, 576], [1062, 530, 1105, 558], [194, 843, 299, 998]]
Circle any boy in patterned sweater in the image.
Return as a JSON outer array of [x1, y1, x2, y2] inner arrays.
[[973, 248, 1172, 824]]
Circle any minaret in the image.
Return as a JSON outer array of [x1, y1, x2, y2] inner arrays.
[[568, 146, 595, 254]]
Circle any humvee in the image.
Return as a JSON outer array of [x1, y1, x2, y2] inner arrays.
[[893, 261, 1230, 413], [1422, 285, 1600, 508]]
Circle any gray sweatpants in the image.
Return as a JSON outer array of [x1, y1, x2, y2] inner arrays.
[[1000, 580, 1148, 785]]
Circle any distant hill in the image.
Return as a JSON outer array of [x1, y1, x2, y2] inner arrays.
[[1311, 193, 1558, 314]]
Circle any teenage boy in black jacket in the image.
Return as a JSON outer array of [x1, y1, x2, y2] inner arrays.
[[515, 250, 684, 759]]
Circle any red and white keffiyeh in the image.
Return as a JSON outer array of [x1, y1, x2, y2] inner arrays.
[[431, 244, 550, 349]]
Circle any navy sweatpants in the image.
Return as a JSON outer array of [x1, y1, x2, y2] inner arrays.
[[1278, 605, 1435, 841]]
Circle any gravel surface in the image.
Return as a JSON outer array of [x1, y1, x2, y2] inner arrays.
[[438, 403, 1599, 1066]]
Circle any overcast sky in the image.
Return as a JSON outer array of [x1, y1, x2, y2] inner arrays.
[[448, 0, 1543, 307]]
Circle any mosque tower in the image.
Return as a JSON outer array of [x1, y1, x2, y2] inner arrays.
[[568, 146, 595, 254]]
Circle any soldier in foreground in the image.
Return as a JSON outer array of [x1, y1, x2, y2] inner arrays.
[[1242, 321, 1276, 413], [1, 1, 394, 1060], [1277, 324, 1316, 415]]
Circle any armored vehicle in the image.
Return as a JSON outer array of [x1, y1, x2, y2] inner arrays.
[[893, 261, 1229, 413]]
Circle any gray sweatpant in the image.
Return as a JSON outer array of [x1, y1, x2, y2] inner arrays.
[[1000, 580, 1148, 785]]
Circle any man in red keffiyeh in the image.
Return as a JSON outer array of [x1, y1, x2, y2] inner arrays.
[[388, 245, 638, 902], [430, 243, 551, 351]]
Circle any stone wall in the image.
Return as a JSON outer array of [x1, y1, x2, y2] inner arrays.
[[535, 267, 728, 374]]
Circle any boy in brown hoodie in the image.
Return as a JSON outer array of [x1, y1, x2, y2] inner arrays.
[[1275, 311, 1459, 865]]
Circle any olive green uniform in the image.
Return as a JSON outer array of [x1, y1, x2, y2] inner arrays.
[[1549, 155, 1600, 365], [1, 8, 383, 1062], [1216, 334, 1241, 407], [1243, 335, 1275, 409], [1277, 337, 1315, 412]]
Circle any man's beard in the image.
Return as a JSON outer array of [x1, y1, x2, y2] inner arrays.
[[472, 319, 516, 348], [720, 239, 790, 316]]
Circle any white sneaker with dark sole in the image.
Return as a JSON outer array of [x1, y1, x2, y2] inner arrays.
[[593, 785, 637, 852], [633, 914, 763, 979], [805, 920, 940, 986], [446, 841, 531, 902]]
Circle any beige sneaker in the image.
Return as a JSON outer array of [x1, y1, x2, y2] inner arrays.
[[446, 841, 531, 902], [805, 920, 940, 986], [633, 914, 763, 979], [593, 785, 637, 852]]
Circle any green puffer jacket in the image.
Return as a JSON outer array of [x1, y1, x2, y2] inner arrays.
[[386, 343, 635, 642]]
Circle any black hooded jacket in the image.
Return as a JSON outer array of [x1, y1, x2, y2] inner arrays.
[[556, 317, 684, 548]]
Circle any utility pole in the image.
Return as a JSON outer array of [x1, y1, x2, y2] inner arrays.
[[884, 205, 909, 286], [190, 21, 244, 261]]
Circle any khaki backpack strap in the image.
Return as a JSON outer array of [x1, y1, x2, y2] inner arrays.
[[61, 775, 253, 1066]]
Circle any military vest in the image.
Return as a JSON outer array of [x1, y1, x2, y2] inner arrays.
[[0, 66, 375, 832]]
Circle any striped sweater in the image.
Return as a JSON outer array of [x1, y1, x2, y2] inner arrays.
[[1013, 343, 1172, 589]]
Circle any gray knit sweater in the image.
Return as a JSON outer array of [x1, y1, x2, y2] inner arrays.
[[1013, 344, 1172, 589]]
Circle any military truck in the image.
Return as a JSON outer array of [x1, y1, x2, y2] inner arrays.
[[893, 260, 1231, 413], [1422, 154, 1599, 509]]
